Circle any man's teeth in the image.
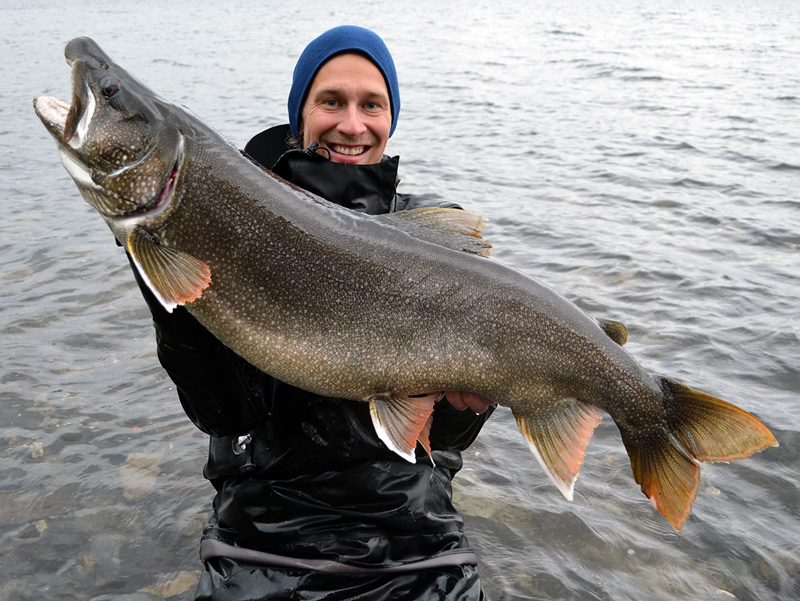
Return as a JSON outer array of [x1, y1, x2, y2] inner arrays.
[[331, 145, 366, 156]]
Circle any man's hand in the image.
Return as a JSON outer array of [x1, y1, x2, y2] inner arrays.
[[444, 391, 495, 414]]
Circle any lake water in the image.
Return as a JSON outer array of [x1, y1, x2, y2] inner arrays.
[[2, 1, 799, 599]]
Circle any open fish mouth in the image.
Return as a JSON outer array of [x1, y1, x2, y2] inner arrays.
[[34, 57, 94, 148], [33, 95, 71, 139]]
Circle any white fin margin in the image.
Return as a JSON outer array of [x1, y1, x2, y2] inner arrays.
[[129, 253, 178, 313], [524, 438, 576, 501]]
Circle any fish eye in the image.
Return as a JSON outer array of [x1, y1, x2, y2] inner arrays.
[[100, 79, 119, 99]]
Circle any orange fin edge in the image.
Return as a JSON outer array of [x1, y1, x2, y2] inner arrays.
[[661, 377, 778, 462]]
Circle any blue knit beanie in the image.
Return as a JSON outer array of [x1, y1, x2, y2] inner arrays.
[[288, 25, 400, 138]]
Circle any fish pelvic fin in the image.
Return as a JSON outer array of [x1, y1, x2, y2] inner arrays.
[[127, 226, 211, 312], [660, 377, 778, 462], [368, 392, 440, 463], [375, 207, 492, 257], [620, 428, 700, 531], [513, 398, 604, 501]]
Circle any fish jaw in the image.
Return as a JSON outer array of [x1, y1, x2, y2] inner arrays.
[[34, 51, 101, 152], [34, 95, 71, 140]]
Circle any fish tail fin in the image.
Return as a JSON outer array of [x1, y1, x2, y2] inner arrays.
[[660, 377, 778, 462], [513, 398, 604, 501], [620, 428, 700, 531], [620, 378, 777, 531]]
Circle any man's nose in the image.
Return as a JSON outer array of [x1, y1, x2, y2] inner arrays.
[[337, 105, 367, 137]]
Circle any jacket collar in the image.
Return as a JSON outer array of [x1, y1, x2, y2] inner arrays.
[[244, 124, 399, 215]]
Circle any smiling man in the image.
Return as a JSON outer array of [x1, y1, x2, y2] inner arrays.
[[244, 26, 427, 214], [300, 52, 392, 164], [139, 26, 494, 600]]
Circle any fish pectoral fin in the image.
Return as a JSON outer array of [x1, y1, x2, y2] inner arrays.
[[375, 207, 492, 257], [599, 319, 628, 346], [369, 392, 439, 464], [513, 398, 603, 501], [127, 226, 211, 312]]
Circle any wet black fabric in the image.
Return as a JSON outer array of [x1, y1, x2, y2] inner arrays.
[[134, 125, 493, 599], [195, 558, 487, 601]]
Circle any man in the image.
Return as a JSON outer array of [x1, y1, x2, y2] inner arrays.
[[134, 25, 493, 600]]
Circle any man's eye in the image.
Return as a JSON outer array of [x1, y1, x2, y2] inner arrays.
[[365, 102, 379, 110], [323, 99, 339, 107]]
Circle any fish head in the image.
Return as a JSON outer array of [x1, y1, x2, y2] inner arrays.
[[34, 37, 183, 221]]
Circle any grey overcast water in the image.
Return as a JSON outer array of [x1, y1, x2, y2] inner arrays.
[[2, 1, 799, 599]]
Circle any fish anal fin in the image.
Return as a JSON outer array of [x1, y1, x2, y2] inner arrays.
[[376, 207, 492, 258], [369, 393, 438, 463], [127, 226, 211, 312], [513, 398, 603, 501], [621, 429, 700, 531], [661, 377, 778, 462], [599, 319, 628, 346]]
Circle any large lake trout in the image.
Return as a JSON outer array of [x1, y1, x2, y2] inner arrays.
[[34, 38, 776, 530]]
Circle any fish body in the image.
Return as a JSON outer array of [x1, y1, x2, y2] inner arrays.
[[34, 37, 776, 530]]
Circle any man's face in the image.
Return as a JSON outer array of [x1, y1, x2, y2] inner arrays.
[[301, 53, 392, 165]]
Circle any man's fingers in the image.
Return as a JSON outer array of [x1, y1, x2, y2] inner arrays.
[[444, 391, 494, 413], [445, 391, 469, 411]]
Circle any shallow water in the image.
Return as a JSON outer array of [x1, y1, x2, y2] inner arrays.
[[2, 1, 799, 599]]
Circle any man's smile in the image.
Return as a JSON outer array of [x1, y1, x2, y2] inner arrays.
[[330, 144, 368, 156]]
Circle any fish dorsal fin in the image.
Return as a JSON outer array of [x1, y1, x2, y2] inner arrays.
[[368, 392, 439, 463], [513, 398, 604, 500], [127, 226, 212, 312], [375, 207, 492, 257], [599, 319, 628, 346]]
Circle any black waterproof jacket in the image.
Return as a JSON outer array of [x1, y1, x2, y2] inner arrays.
[[134, 125, 493, 599]]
